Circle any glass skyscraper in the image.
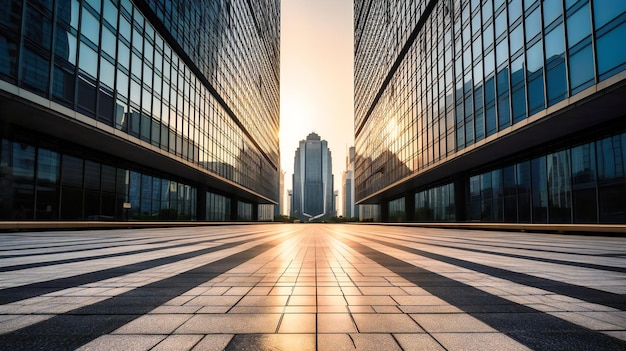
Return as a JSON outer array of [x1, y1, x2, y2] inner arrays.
[[354, 0, 626, 223], [291, 132, 334, 222], [0, 0, 280, 221]]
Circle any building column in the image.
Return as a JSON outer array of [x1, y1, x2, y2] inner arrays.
[[454, 175, 467, 222], [381, 200, 389, 222], [230, 196, 238, 221], [252, 203, 259, 222], [405, 192, 415, 222], [196, 185, 207, 221]]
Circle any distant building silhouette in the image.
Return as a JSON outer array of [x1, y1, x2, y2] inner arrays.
[[291, 133, 334, 222], [342, 147, 357, 218]]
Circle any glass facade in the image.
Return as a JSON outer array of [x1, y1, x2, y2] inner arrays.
[[0, 0, 280, 221], [467, 132, 626, 223], [0, 137, 196, 220], [355, 0, 626, 224]]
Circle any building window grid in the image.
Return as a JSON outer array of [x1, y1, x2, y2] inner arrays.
[[1, 0, 279, 203], [357, 2, 620, 202]]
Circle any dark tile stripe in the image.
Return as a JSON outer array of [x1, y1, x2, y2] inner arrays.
[[366, 231, 626, 273], [350, 231, 626, 311], [0, 236, 289, 351], [0, 230, 271, 272], [0, 232, 279, 305], [336, 234, 626, 351]]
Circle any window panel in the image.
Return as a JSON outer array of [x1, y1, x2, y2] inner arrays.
[[525, 8, 541, 41], [593, 0, 626, 29], [21, 47, 50, 93], [596, 22, 626, 78], [567, 4, 590, 47], [81, 7, 100, 46], [569, 44, 594, 91], [79, 41, 98, 77]]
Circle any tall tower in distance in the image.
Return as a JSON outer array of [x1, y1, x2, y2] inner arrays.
[[291, 133, 334, 222], [342, 146, 357, 218]]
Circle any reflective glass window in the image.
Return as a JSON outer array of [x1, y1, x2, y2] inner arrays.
[[567, 4, 590, 47], [98, 88, 114, 124], [496, 38, 508, 66], [525, 8, 541, 41], [526, 39, 543, 73], [531, 156, 548, 222], [527, 75, 545, 113], [103, 0, 118, 28], [486, 103, 496, 136], [61, 154, 83, 187], [101, 26, 116, 58], [0, 34, 19, 79], [511, 56, 525, 86], [132, 28, 142, 53], [119, 15, 131, 41], [130, 79, 141, 105], [596, 22, 626, 78], [484, 49, 495, 76], [509, 0, 523, 24], [55, 26, 77, 65], [512, 86, 526, 122], [547, 150, 572, 223], [496, 10, 507, 38], [546, 61, 566, 105], [593, 0, 626, 29], [117, 40, 129, 69], [81, 7, 99, 46], [545, 24, 564, 62], [100, 56, 115, 88], [115, 98, 127, 130], [571, 142, 597, 223], [21, 47, 49, 93], [1, 0, 23, 33], [509, 25, 523, 55], [52, 65, 75, 103], [484, 23, 494, 49], [25, 5, 52, 50], [543, 0, 562, 26], [37, 148, 59, 183], [497, 95, 510, 129], [79, 41, 98, 78], [116, 69, 128, 97], [131, 52, 142, 78], [569, 44, 594, 91], [77, 76, 96, 112]]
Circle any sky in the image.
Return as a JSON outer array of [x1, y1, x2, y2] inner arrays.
[[280, 0, 354, 211]]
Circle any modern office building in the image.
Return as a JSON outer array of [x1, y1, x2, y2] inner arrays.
[[291, 132, 334, 222], [342, 146, 357, 218], [0, 0, 280, 221], [354, 0, 626, 223]]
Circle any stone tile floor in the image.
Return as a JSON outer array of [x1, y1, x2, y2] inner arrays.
[[0, 224, 624, 350]]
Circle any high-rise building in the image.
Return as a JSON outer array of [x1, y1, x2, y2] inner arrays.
[[0, 0, 280, 221], [342, 146, 357, 218], [291, 132, 334, 222], [354, 0, 626, 224]]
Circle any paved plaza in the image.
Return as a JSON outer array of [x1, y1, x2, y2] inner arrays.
[[0, 224, 624, 350]]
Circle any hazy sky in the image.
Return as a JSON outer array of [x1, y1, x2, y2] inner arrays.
[[280, 0, 354, 199]]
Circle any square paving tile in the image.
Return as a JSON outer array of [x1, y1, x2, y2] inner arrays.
[[352, 314, 424, 333], [175, 314, 281, 334]]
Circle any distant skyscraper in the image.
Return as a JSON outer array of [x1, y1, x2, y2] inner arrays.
[[0, 0, 280, 221], [291, 133, 334, 222], [354, 0, 626, 224], [342, 146, 357, 218]]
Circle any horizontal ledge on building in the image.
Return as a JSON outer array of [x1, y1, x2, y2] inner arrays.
[[356, 222, 626, 235], [0, 221, 277, 231]]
